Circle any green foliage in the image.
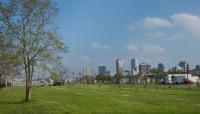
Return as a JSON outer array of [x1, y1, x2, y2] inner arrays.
[[151, 68, 166, 83], [171, 75, 176, 84], [142, 74, 148, 84], [50, 69, 59, 82], [96, 75, 112, 84]]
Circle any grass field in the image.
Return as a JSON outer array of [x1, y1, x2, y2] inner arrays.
[[0, 85, 200, 114]]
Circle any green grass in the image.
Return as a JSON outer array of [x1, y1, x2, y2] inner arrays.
[[0, 85, 200, 114]]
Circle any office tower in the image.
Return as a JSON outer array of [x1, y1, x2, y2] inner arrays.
[[178, 61, 188, 71], [194, 65, 200, 73], [98, 66, 106, 76], [116, 59, 125, 76], [157, 63, 165, 71], [131, 59, 139, 75], [82, 67, 92, 76], [139, 63, 151, 74]]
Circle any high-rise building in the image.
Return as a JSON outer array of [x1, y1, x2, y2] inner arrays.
[[139, 63, 151, 74], [193, 65, 200, 73], [82, 67, 92, 76], [131, 59, 139, 75], [157, 63, 165, 71], [98, 66, 106, 76], [178, 61, 188, 71], [116, 59, 125, 76]]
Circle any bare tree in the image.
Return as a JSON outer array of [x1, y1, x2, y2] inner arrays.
[[0, 0, 68, 101]]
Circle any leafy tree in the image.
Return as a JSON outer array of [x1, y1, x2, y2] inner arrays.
[[151, 68, 166, 84], [171, 75, 176, 84], [50, 68, 59, 82], [0, 0, 68, 101], [142, 74, 148, 84]]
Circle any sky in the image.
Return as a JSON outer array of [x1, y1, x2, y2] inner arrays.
[[53, 0, 200, 74]]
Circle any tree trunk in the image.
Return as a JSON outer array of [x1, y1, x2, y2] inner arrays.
[[25, 85, 31, 101], [25, 64, 31, 101], [25, 61, 33, 102]]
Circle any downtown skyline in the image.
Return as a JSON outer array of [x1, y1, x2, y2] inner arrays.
[[53, 0, 200, 73]]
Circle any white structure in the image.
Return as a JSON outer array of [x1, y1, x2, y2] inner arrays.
[[131, 59, 139, 75], [116, 59, 125, 76], [82, 67, 93, 76], [165, 74, 200, 84]]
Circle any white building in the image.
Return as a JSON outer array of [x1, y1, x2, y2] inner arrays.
[[82, 67, 93, 76], [165, 73, 200, 84]]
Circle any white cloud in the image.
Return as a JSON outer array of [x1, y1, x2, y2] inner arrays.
[[81, 56, 91, 61], [102, 44, 111, 49], [127, 17, 174, 31], [169, 33, 185, 41], [143, 44, 165, 54], [145, 31, 166, 38], [90, 42, 111, 49], [125, 44, 139, 52], [171, 13, 200, 37], [142, 17, 174, 28], [127, 24, 136, 31], [90, 42, 101, 48]]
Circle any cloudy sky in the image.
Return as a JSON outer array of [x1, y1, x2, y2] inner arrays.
[[54, 0, 200, 74]]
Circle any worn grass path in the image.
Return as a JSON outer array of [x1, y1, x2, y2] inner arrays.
[[0, 85, 200, 114]]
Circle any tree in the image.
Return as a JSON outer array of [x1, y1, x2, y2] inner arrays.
[[0, 0, 68, 101], [142, 74, 148, 84], [0, 34, 20, 87], [171, 75, 176, 84], [54, 63, 68, 82], [151, 68, 166, 84], [50, 68, 59, 82], [49, 63, 69, 86]]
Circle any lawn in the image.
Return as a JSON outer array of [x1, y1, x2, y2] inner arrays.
[[0, 85, 200, 114]]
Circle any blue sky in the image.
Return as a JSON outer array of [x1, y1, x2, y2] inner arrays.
[[54, 0, 200, 74]]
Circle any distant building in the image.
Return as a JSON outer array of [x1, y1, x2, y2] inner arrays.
[[170, 66, 182, 72], [165, 73, 200, 84], [124, 70, 131, 76], [131, 59, 139, 75], [106, 71, 111, 75], [158, 63, 165, 71], [82, 67, 92, 76], [193, 65, 200, 73], [139, 63, 151, 75], [116, 59, 125, 76], [98, 66, 107, 76], [178, 61, 188, 72]]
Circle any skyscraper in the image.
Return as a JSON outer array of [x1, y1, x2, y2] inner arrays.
[[116, 59, 125, 76], [139, 63, 151, 74], [178, 61, 188, 71], [98, 66, 106, 76], [82, 67, 92, 76], [158, 63, 165, 71], [131, 59, 139, 75]]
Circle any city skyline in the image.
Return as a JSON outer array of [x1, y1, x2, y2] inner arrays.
[[54, 0, 200, 73], [79, 58, 199, 76]]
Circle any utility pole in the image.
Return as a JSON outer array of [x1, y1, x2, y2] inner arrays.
[[186, 63, 189, 81]]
